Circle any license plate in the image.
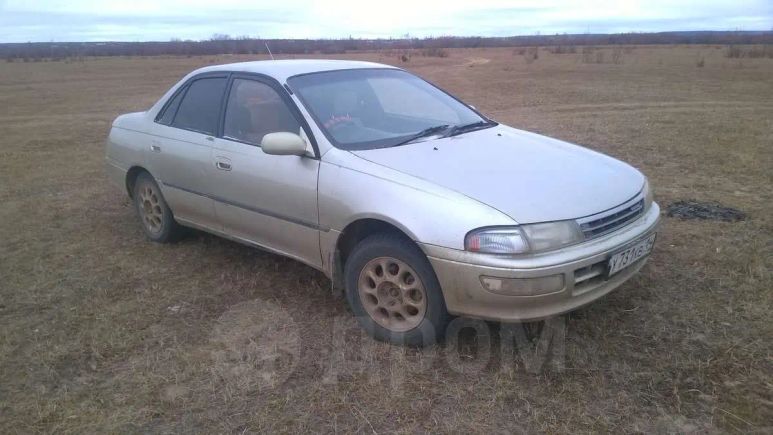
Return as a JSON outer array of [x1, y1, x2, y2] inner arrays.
[[608, 233, 657, 276]]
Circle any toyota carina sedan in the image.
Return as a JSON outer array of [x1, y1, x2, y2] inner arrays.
[[105, 60, 660, 346]]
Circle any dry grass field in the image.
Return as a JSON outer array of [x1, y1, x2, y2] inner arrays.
[[1, 45, 771, 433]]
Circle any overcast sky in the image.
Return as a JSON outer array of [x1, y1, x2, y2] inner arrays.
[[0, 0, 770, 43]]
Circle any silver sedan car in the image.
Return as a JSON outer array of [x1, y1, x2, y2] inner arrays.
[[106, 60, 660, 346]]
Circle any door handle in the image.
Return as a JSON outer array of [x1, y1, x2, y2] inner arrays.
[[215, 161, 232, 171]]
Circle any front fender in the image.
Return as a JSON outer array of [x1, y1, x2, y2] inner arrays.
[[318, 149, 516, 251]]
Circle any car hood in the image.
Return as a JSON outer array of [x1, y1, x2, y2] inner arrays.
[[351, 125, 645, 224]]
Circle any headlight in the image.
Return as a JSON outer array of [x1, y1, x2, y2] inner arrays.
[[465, 221, 584, 255], [465, 228, 529, 254], [521, 220, 584, 252], [643, 178, 654, 212]]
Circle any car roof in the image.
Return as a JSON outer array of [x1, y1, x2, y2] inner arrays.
[[189, 59, 400, 82]]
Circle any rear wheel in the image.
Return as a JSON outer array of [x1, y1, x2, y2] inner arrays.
[[344, 234, 450, 346], [132, 172, 182, 243]]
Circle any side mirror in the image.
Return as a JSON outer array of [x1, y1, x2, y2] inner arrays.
[[261, 132, 307, 156]]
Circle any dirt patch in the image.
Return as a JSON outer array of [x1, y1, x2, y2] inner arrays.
[[465, 57, 491, 67], [666, 200, 747, 222]]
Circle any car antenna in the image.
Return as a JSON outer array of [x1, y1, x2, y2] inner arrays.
[[265, 42, 275, 60]]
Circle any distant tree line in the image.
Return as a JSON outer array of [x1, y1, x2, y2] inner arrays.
[[2, 31, 771, 61]]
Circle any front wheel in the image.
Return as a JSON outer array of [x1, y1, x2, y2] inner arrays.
[[344, 234, 450, 346]]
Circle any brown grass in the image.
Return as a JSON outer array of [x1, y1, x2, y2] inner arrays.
[[1, 45, 771, 433]]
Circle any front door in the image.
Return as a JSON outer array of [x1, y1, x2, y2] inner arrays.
[[208, 76, 322, 268]]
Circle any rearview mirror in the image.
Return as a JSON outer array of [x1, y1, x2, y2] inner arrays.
[[261, 132, 307, 156]]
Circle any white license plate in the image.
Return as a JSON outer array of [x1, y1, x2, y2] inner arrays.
[[608, 233, 657, 276]]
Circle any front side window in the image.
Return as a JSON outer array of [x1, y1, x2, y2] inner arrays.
[[287, 69, 488, 150], [171, 77, 228, 135], [223, 78, 301, 146]]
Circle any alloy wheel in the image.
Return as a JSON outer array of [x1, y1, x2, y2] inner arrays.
[[138, 184, 164, 234], [357, 257, 427, 332]]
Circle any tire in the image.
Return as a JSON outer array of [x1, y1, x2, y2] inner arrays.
[[344, 233, 451, 346], [132, 172, 182, 243]]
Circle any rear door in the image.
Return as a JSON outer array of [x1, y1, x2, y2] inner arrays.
[[147, 73, 228, 230], [208, 75, 322, 268]]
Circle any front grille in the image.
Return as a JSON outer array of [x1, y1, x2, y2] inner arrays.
[[578, 199, 644, 240]]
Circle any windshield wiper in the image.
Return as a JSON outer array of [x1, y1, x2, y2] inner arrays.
[[392, 124, 451, 146], [445, 120, 496, 138]]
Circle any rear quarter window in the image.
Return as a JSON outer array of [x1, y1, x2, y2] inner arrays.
[[156, 86, 187, 125]]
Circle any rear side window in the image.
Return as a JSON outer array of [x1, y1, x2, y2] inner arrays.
[[171, 77, 227, 135], [156, 86, 186, 125]]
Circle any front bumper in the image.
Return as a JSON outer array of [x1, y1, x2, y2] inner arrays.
[[423, 203, 661, 322]]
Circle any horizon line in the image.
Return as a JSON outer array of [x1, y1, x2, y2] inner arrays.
[[2, 29, 772, 45]]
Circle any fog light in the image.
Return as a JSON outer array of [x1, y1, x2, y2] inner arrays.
[[480, 274, 565, 296]]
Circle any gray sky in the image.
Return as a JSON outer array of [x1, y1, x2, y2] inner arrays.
[[1, 0, 771, 43]]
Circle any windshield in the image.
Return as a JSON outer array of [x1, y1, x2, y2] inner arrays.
[[287, 69, 491, 150]]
